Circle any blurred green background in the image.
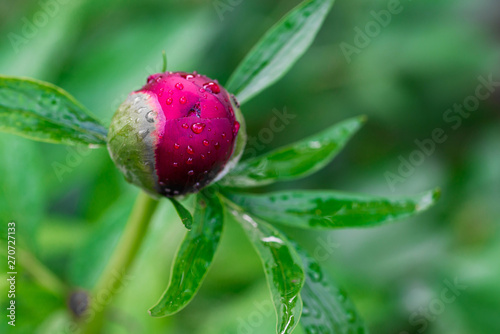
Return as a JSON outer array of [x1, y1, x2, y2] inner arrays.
[[0, 0, 499, 333]]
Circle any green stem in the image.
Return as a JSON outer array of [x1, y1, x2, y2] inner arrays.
[[19, 248, 69, 297], [81, 191, 159, 334], [0, 241, 69, 297]]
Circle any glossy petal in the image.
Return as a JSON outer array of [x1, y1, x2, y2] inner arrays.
[[225, 188, 441, 229], [0, 76, 107, 146], [149, 190, 224, 317], [226, 0, 336, 104], [220, 116, 364, 188], [296, 244, 367, 334], [228, 203, 305, 334]]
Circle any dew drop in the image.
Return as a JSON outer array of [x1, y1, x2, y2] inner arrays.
[[199, 88, 205, 93], [174, 143, 180, 149], [302, 305, 311, 317], [145, 111, 156, 123], [203, 82, 220, 94], [173, 162, 178, 167], [182, 123, 189, 129], [186, 157, 193, 164], [346, 311, 356, 323], [221, 132, 226, 138], [138, 129, 149, 140], [201, 154, 205, 159], [234, 121, 240, 133], [214, 142, 220, 150], [188, 170, 194, 176], [166, 98, 173, 105], [168, 89, 174, 95], [158, 88, 164, 97], [191, 123, 206, 134], [136, 107, 147, 114], [175, 83, 184, 90], [187, 146, 194, 154], [179, 96, 187, 104], [203, 140, 209, 146]]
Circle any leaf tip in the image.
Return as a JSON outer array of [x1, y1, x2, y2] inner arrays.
[[148, 305, 165, 318], [416, 187, 441, 211]]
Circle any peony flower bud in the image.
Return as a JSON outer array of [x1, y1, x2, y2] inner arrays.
[[107, 71, 245, 197]]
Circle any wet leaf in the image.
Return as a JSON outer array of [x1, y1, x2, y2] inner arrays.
[[228, 202, 304, 334], [169, 198, 194, 230], [149, 190, 224, 317], [0, 76, 107, 146], [296, 244, 367, 334], [226, 0, 335, 104], [225, 188, 440, 229], [220, 116, 364, 188]]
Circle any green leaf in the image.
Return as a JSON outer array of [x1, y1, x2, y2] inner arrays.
[[296, 245, 367, 334], [226, 0, 335, 104], [227, 201, 305, 334], [225, 188, 441, 230], [0, 76, 107, 146], [220, 116, 364, 188], [149, 190, 224, 317], [169, 198, 194, 230]]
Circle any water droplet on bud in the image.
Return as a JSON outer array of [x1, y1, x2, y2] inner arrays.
[[174, 143, 180, 149], [145, 111, 156, 123], [179, 96, 187, 104], [188, 170, 194, 176], [166, 98, 173, 105], [187, 146, 194, 154], [186, 157, 193, 164], [203, 140, 209, 146], [191, 123, 206, 134], [182, 123, 189, 129], [175, 83, 184, 90], [204, 82, 220, 94], [138, 129, 150, 140]]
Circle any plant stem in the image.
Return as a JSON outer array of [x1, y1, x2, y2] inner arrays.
[[19, 247, 69, 297], [81, 191, 159, 334], [0, 241, 69, 297]]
